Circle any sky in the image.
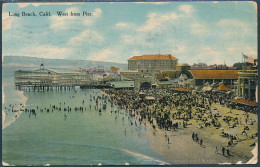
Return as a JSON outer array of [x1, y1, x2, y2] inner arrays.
[[2, 1, 257, 65]]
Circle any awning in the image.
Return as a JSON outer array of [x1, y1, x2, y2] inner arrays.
[[173, 87, 192, 92], [228, 99, 257, 107], [217, 84, 231, 91]]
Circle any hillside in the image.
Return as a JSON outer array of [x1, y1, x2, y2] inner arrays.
[[3, 56, 127, 70]]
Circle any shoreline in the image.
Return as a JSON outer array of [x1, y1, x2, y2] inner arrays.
[[3, 88, 257, 165], [2, 86, 28, 130]]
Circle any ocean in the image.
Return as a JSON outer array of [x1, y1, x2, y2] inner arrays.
[[2, 65, 169, 165]]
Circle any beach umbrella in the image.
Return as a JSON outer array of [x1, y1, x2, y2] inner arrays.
[[217, 84, 231, 91]]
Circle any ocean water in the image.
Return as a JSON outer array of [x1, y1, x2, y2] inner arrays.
[[2, 66, 169, 165]]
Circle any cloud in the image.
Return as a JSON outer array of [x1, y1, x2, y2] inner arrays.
[[50, 8, 81, 30], [17, 2, 84, 8], [114, 3, 256, 65], [216, 19, 251, 38], [2, 12, 13, 30], [196, 47, 223, 64], [135, 2, 170, 5], [115, 22, 136, 30], [244, 46, 257, 57], [65, 7, 80, 13], [190, 22, 210, 36], [172, 45, 185, 54], [137, 11, 178, 32], [69, 30, 104, 45], [90, 49, 114, 62], [92, 8, 102, 18], [82, 8, 102, 25], [18, 45, 73, 59], [179, 5, 193, 14]]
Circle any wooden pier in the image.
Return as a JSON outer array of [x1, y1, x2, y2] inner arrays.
[[14, 66, 110, 91]]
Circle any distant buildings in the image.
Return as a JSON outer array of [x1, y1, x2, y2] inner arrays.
[[120, 70, 140, 80], [191, 63, 208, 69], [191, 63, 231, 70], [110, 66, 120, 73]]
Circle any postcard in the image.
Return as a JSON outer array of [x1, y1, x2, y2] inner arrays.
[[2, 1, 258, 165]]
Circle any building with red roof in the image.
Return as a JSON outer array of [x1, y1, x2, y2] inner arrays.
[[128, 54, 178, 72], [180, 69, 239, 90]]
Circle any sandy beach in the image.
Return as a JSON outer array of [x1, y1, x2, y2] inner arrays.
[[146, 103, 257, 164], [102, 89, 258, 165]]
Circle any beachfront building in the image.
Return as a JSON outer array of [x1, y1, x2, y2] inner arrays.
[[156, 70, 181, 80], [237, 70, 257, 100], [235, 58, 258, 100], [121, 54, 182, 89], [14, 64, 93, 91], [180, 69, 239, 90], [128, 54, 178, 72], [123, 54, 178, 80], [120, 70, 140, 80]]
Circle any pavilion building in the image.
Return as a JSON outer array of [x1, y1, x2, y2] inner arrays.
[[181, 69, 239, 90]]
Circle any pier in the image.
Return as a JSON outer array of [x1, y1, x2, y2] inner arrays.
[[14, 65, 111, 91]]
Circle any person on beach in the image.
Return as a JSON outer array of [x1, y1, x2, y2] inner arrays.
[[226, 146, 231, 156], [200, 139, 203, 146], [222, 147, 225, 156], [215, 146, 218, 154]]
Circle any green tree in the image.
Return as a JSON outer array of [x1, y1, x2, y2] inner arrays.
[[233, 62, 253, 70]]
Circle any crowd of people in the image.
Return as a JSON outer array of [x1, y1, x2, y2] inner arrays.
[[103, 88, 256, 131], [102, 87, 258, 157]]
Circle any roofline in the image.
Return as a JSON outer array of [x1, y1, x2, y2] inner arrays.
[[128, 58, 179, 61], [194, 78, 238, 79], [187, 69, 238, 79], [128, 54, 178, 61], [189, 69, 238, 71]]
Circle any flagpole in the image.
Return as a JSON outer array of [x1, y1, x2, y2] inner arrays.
[[242, 52, 244, 70]]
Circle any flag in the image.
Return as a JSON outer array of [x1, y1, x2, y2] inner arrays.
[[243, 53, 255, 63]]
